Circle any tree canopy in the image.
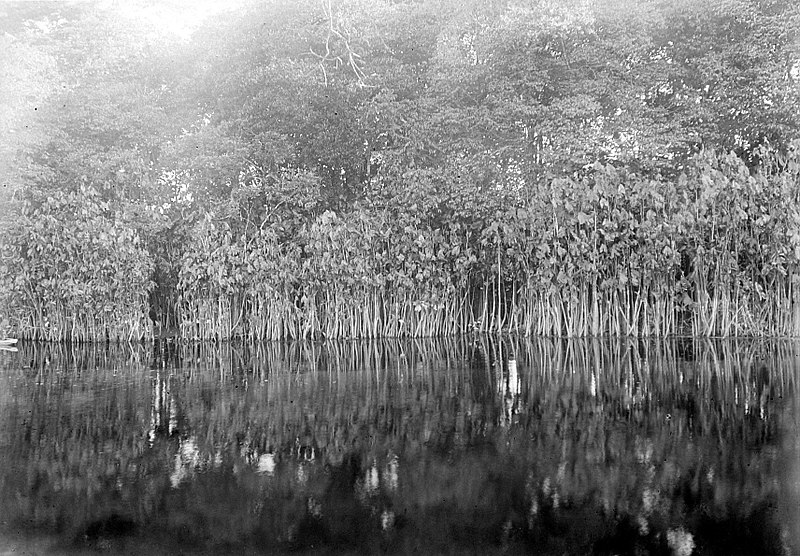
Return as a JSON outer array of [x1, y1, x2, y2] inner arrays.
[[4, 0, 799, 212]]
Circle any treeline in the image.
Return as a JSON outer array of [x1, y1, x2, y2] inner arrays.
[[4, 146, 800, 340], [174, 147, 800, 340], [1, 0, 800, 341]]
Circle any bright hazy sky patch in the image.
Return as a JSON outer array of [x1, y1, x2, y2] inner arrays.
[[109, 0, 244, 40]]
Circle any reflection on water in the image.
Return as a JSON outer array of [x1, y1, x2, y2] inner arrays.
[[0, 338, 798, 555]]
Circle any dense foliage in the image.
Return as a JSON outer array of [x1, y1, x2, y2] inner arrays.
[[2, 0, 800, 340], [1, 187, 153, 341], [174, 147, 800, 339]]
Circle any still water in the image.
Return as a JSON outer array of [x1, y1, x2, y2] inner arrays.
[[0, 338, 798, 555]]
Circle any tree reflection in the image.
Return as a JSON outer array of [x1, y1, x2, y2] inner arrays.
[[0, 338, 797, 554]]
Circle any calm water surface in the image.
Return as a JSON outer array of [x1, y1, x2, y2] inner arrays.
[[0, 338, 798, 555]]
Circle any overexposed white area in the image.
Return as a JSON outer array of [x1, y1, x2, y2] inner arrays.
[[104, 0, 245, 40]]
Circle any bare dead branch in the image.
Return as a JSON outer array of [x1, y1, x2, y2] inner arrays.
[[309, 0, 373, 88]]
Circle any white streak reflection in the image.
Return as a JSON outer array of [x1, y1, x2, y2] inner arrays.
[[296, 463, 308, 486], [507, 359, 520, 397], [499, 358, 522, 425], [384, 455, 399, 492], [667, 527, 695, 556], [257, 453, 276, 476], [366, 464, 379, 495], [170, 436, 200, 488]]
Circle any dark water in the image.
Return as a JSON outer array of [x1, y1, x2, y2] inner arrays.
[[0, 338, 798, 555]]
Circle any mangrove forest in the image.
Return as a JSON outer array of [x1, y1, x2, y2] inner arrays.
[[2, 0, 800, 341]]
